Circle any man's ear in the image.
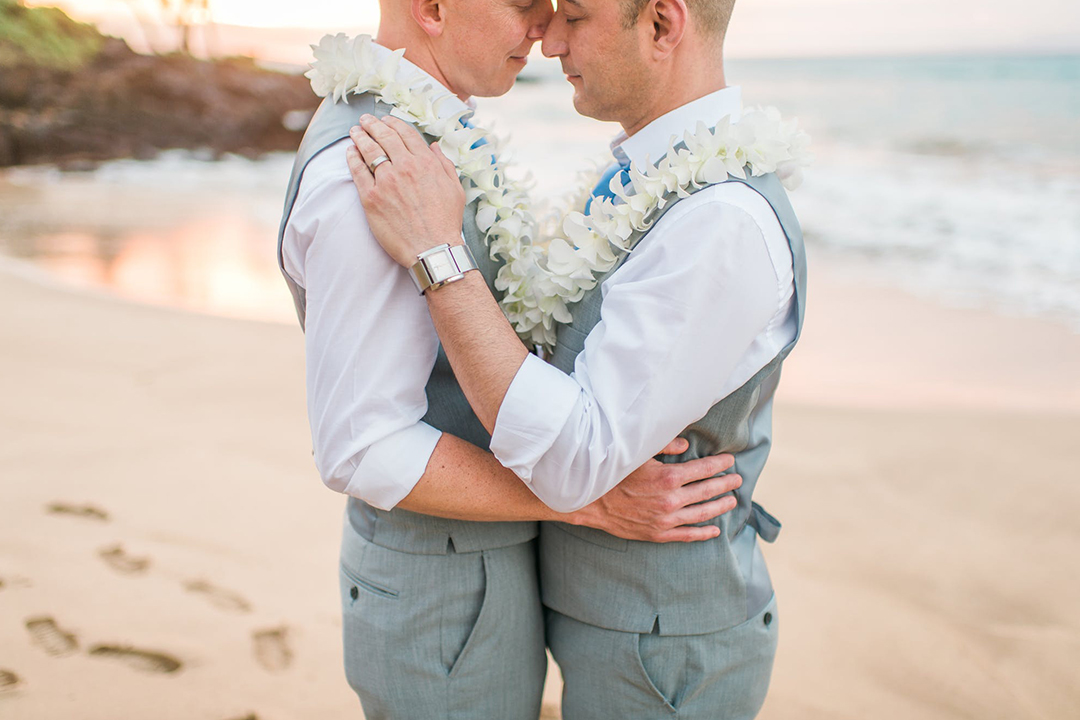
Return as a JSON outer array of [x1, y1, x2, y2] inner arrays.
[[646, 0, 688, 58], [412, 0, 446, 37]]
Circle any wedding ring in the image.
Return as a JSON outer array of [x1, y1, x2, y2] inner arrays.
[[368, 155, 390, 172]]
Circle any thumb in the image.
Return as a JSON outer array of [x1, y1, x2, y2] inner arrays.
[[658, 437, 689, 456]]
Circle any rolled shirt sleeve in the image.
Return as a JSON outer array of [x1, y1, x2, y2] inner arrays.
[[282, 139, 442, 510], [490, 185, 790, 513], [491, 353, 581, 480], [340, 422, 442, 510]]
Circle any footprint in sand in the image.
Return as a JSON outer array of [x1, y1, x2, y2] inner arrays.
[[25, 617, 79, 657], [46, 502, 109, 522], [183, 579, 252, 613], [252, 627, 293, 672], [88, 645, 182, 674], [97, 544, 150, 575], [0, 669, 20, 695], [0, 576, 32, 592], [0, 576, 32, 593]]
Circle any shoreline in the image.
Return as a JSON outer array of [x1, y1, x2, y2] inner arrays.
[[4, 249, 1077, 415], [781, 256, 1080, 415]]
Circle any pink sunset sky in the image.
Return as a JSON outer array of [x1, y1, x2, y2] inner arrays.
[[27, 0, 1080, 64]]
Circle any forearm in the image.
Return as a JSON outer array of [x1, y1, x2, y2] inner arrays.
[[395, 427, 744, 545], [423, 270, 530, 434], [395, 431, 569, 522]]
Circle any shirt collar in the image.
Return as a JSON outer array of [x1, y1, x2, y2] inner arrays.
[[612, 86, 743, 169], [371, 41, 473, 123]]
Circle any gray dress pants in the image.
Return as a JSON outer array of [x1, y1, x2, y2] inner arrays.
[[338, 517, 547, 719], [547, 594, 779, 720]]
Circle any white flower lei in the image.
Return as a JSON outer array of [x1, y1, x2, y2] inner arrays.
[[307, 34, 812, 349]]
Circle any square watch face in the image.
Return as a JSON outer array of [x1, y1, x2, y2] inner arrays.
[[426, 252, 455, 279]]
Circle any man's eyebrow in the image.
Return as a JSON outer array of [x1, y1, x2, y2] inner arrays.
[[562, 0, 583, 7]]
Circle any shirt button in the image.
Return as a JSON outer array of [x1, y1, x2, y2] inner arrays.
[[350, 586, 359, 600], [763, 612, 773, 627]]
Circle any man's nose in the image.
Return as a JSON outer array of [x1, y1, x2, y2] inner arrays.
[[541, 14, 568, 58]]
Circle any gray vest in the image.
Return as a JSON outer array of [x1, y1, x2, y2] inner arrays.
[[278, 93, 537, 554], [540, 169, 807, 635]]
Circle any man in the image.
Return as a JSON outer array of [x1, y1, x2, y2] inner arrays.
[[345, 0, 807, 717], [276, 0, 745, 717]]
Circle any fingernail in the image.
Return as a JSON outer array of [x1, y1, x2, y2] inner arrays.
[[360, 114, 373, 123]]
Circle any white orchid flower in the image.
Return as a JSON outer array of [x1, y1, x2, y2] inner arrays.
[[306, 35, 809, 350]]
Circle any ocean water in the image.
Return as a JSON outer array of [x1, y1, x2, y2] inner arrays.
[[0, 54, 1077, 329], [487, 54, 1080, 329], [734, 55, 1080, 329]]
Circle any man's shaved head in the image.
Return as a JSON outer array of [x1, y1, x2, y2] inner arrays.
[[373, 0, 551, 99], [621, 0, 736, 38]]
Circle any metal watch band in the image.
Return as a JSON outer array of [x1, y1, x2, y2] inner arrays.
[[408, 243, 478, 295]]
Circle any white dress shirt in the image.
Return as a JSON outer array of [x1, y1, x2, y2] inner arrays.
[[489, 87, 798, 513], [280, 47, 465, 510]]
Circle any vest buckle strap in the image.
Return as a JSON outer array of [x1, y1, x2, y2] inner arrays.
[[747, 501, 782, 543]]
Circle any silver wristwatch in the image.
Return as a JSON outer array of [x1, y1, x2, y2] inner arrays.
[[408, 243, 478, 294]]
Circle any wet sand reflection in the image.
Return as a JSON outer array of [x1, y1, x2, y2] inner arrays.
[[0, 155, 298, 324]]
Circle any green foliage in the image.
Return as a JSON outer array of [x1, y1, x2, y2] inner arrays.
[[0, 0, 105, 69]]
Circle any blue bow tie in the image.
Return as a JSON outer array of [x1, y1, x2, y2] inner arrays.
[[585, 160, 632, 214]]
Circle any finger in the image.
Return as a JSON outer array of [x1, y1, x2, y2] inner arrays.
[[669, 495, 739, 528], [652, 524, 722, 543], [349, 125, 394, 174], [668, 453, 735, 485], [382, 115, 431, 155], [678, 473, 742, 507], [657, 437, 690, 456], [345, 144, 374, 195], [358, 114, 410, 162], [431, 141, 459, 182]]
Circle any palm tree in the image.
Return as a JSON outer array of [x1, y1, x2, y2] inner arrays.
[[120, 0, 215, 56], [161, 0, 213, 55]]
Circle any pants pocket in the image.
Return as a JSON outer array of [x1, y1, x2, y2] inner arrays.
[[635, 628, 680, 714], [442, 550, 491, 677], [338, 565, 398, 708], [340, 562, 399, 601], [631, 596, 779, 718], [339, 520, 402, 601]]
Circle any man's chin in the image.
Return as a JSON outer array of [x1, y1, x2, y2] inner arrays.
[[570, 92, 604, 122], [471, 74, 518, 99]]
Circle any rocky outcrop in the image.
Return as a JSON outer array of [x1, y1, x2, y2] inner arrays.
[[0, 1, 318, 167]]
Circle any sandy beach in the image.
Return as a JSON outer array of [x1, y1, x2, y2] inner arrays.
[[1, 253, 1079, 719]]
